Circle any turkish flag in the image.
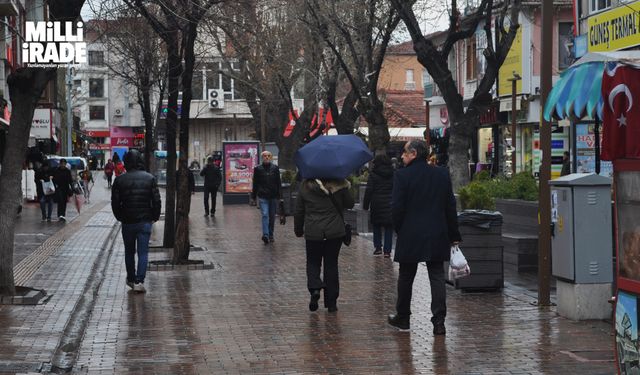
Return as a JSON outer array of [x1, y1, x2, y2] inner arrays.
[[601, 63, 640, 160], [283, 109, 298, 138]]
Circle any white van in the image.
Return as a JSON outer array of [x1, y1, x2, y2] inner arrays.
[[46, 156, 88, 178]]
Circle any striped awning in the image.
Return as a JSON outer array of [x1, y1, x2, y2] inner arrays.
[[543, 62, 604, 121]]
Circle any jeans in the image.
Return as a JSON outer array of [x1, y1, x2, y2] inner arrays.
[[396, 261, 446, 324], [373, 225, 393, 253], [82, 181, 91, 200], [39, 195, 53, 219], [122, 222, 152, 284], [258, 198, 277, 238], [204, 186, 218, 213], [106, 174, 113, 188], [306, 238, 342, 308]]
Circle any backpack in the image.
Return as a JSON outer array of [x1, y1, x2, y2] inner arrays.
[[115, 162, 126, 176]]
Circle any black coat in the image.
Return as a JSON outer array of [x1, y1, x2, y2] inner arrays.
[[52, 167, 73, 195], [362, 164, 394, 226], [251, 163, 281, 200], [200, 164, 222, 188], [392, 159, 461, 263], [111, 153, 162, 224]]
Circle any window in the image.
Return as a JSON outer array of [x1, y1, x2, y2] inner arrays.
[[89, 79, 104, 98], [203, 61, 244, 100], [466, 38, 477, 81], [424, 68, 434, 97], [590, 0, 610, 13], [89, 106, 105, 120], [88, 51, 104, 66], [558, 22, 574, 71], [191, 69, 203, 100]]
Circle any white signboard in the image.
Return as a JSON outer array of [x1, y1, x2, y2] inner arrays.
[[31, 108, 51, 139]]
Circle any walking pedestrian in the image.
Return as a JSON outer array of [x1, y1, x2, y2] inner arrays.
[[387, 140, 461, 334], [111, 149, 161, 293], [251, 151, 283, 244], [79, 167, 94, 204], [362, 155, 394, 258], [52, 159, 73, 221], [561, 151, 571, 176], [104, 159, 115, 188], [35, 161, 54, 222], [200, 157, 222, 216], [294, 178, 354, 312]]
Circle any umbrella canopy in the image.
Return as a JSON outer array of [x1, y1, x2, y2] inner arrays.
[[294, 134, 373, 179], [543, 51, 640, 122]]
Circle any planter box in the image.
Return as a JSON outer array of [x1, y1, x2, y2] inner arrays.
[[446, 211, 503, 290], [495, 198, 539, 272]]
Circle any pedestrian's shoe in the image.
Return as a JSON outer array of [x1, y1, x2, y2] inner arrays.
[[126, 281, 134, 289], [46, 217, 51, 222], [388, 314, 410, 330], [309, 290, 321, 312], [384, 252, 391, 259], [58, 216, 66, 221], [133, 283, 146, 293], [211, 210, 215, 216], [41, 216, 46, 222], [262, 235, 269, 245], [373, 248, 383, 256], [204, 213, 209, 217], [433, 323, 446, 336], [269, 237, 275, 243], [327, 305, 338, 313]]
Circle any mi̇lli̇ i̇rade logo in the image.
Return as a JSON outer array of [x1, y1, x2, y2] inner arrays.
[[22, 21, 87, 67]]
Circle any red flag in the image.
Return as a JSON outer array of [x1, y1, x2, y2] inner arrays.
[[601, 63, 640, 160], [283, 109, 298, 138]]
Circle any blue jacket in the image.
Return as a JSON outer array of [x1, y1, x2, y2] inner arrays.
[[392, 158, 461, 263]]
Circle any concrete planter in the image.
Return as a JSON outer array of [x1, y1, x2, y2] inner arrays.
[[495, 198, 539, 272]]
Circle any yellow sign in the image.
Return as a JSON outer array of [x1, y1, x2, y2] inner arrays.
[[588, 2, 640, 52], [499, 26, 523, 96]]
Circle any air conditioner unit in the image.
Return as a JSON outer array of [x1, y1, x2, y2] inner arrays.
[[208, 89, 225, 109], [114, 108, 123, 116]]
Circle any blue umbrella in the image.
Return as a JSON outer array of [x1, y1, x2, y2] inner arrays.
[[295, 135, 373, 179]]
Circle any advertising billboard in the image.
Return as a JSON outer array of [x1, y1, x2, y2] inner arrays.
[[223, 141, 259, 194]]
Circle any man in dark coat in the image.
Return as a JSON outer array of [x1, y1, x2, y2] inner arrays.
[[52, 159, 73, 221], [363, 155, 394, 257], [200, 157, 222, 216], [388, 140, 461, 335], [251, 151, 282, 244], [560, 151, 570, 176], [35, 161, 54, 221], [111, 149, 162, 293]]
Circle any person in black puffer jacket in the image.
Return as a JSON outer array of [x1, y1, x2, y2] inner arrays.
[[111, 149, 161, 293], [363, 155, 394, 257], [251, 151, 282, 244]]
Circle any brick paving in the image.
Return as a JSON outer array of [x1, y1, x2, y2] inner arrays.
[[68, 195, 615, 375]]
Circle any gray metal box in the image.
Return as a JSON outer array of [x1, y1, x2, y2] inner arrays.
[[549, 173, 613, 284]]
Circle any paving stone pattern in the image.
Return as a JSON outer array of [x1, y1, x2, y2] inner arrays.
[[74, 199, 615, 374], [0, 204, 116, 369]]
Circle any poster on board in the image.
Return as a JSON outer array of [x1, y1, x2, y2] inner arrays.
[[223, 141, 259, 195], [616, 290, 640, 374]]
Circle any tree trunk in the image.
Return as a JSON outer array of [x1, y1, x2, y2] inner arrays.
[[0, 68, 55, 296], [162, 36, 182, 248], [359, 97, 390, 154], [447, 112, 477, 191], [140, 84, 154, 172], [173, 22, 198, 263]]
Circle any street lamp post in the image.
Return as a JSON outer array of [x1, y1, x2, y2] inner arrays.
[[507, 72, 521, 176], [66, 66, 73, 156], [424, 98, 431, 147]]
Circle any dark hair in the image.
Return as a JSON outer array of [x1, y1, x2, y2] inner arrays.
[[406, 140, 429, 160], [60, 158, 67, 163], [373, 154, 391, 167]]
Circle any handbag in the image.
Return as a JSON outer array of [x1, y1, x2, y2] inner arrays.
[[328, 191, 352, 246], [42, 180, 56, 196]]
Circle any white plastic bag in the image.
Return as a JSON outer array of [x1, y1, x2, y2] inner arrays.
[[449, 245, 471, 279], [450, 245, 468, 269], [42, 180, 56, 196]]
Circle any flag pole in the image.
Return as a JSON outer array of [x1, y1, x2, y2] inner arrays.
[[594, 116, 600, 174]]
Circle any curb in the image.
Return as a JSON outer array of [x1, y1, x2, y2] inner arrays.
[[48, 220, 120, 373]]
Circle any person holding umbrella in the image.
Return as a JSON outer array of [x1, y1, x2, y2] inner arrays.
[[293, 134, 370, 312], [251, 151, 283, 244]]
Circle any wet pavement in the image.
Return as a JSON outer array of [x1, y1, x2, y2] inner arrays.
[[68, 196, 613, 374]]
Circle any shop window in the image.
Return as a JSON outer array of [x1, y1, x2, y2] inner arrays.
[[558, 23, 574, 71], [89, 79, 104, 98], [89, 106, 105, 120], [88, 51, 104, 66], [590, 0, 610, 13]]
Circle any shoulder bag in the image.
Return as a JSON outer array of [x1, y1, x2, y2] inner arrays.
[[328, 191, 352, 246]]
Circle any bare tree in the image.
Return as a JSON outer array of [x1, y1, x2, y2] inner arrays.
[[304, 0, 402, 154], [0, 0, 86, 296], [86, 4, 168, 171], [125, 0, 218, 262], [390, 0, 521, 189]]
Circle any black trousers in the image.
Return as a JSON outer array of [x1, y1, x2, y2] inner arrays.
[[203, 186, 218, 213], [396, 261, 446, 324], [306, 238, 342, 308], [56, 190, 68, 217]]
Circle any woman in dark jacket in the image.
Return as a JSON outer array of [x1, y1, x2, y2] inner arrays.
[[363, 155, 394, 258], [294, 178, 355, 313]]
